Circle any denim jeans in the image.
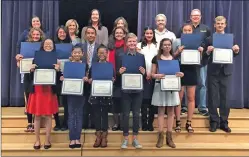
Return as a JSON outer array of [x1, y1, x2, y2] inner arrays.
[[196, 65, 207, 111], [67, 95, 85, 140], [121, 92, 143, 136]]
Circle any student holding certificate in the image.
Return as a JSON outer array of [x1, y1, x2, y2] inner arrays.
[[137, 26, 158, 131], [203, 16, 239, 133], [60, 45, 89, 148], [151, 38, 184, 148], [108, 26, 127, 131], [116, 33, 146, 149], [173, 23, 204, 133], [15, 27, 45, 132], [52, 25, 71, 131], [88, 45, 114, 148], [27, 38, 60, 150]]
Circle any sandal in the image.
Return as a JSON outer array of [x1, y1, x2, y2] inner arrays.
[[25, 124, 34, 132], [175, 120, 181, 133], [185, 120, 194, 133]]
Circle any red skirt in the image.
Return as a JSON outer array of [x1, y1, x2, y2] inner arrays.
[[27, 85, 58, 116]]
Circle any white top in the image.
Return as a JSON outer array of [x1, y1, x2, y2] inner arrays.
[[137, 42, 158, 74], [154, 29, 176, 46]]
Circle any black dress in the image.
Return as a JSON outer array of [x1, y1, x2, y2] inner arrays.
[[180, 64, 197, 86]]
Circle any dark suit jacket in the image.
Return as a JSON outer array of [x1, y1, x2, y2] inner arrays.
[[81, 42, 99, 68], [202, 34, 239, 76], [115, 49, 147, 93]]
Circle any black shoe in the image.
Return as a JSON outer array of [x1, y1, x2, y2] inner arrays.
[[142, 123, 148, 131], [44, 142, 52, 149], [181, 108, 187, 115], [199, 110, 209, 116], [75, 144, 82, 148], [209, 123, 218, 132], [61, 125, 68, 131], [112, 125, 120, 131], [53, 125, 61, 131], [220, 125, 231, 133], [33, 144, 41, 150], [69, 144, 76, 149], [147, 124, 154, 131]]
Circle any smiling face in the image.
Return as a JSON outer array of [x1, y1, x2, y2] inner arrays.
[[214, 19, 226, 33], [190, 10, 201, 24], [71, 47, 83, 61], [156, 15, 166, 30], [86, 28, 96, 42], [91, 10, 100, 23], [126, 37, 137, 51], [31, 17, 41, 28], [58, 28, 66, 40], [31, 30, 41, 41], [97, 47, 108, 61], [144, 29, 154, 42], [114, 28, 125, 41], [161, 40, 172, 54], [43, 39, 54, 52], [68, 21, 77, 34]]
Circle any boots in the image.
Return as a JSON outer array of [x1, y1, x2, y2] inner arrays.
[[156, 132, 164, 148], [148, 107, 155, 131], [101, 131, 108, 147], [166, 131, 176, 148], [93, 131, 102, 148]]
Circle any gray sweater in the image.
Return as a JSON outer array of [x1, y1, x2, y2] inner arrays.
[[81, 26, 108, 46]]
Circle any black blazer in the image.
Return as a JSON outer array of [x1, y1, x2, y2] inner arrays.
[[81, 42, 99, 68], [115, 50, 147, 93], [202, 35, 239, 76]]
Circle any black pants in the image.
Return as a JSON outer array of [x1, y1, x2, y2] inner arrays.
[[92, 103, 109, 131], [141, 100, 155, 127], [82, 95, 94, 129], [122, 92, 143, 136], [208, 72, 231, 125], [54, 96, 68, 126], [25, 92, 33, 124]]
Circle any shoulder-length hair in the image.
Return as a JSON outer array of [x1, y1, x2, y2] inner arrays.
[[39, 38, 56, 51], [107, 26, 127, 50], [65, 19, 79, 35], [29, 15, 43, 30], [54, 25, 71, 43], [113, 17, 129, 33], [156, 38, 173, 60], [140, 26, 157, 49], [27, 27, 45, 42], [88, 9, 103, 30]]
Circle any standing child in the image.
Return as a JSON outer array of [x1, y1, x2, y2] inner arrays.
[[28, 38, 60, 150], [60, 45, 88, 148], [88, 45, 114, 148], [151, 38, 184, 148]]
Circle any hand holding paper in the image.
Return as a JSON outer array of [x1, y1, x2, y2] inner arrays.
[[119, 67, 126, 74], [16, 54, 23, 61], [88, 78, 93, 84], [198, 47, 204, 53], [178, 46, 185, 53], [232, 45, 240, 54], [175, 72, 184, 77], [83, 77, 88, 82], [54, 64, 60, 71], [60, 76, 64, 81], [207, 46, 214, 53], [31, 64, 37, 72]]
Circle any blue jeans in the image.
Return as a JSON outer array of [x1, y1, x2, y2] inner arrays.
[[196, 65, 207, 111], [67, 96, 85, 140]]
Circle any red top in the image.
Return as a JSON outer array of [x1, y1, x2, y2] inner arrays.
[[108, 40, 126, 72]]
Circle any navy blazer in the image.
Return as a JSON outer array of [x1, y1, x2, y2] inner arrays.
[[202, 35, 239, 76], [81, 42, 99, 68]]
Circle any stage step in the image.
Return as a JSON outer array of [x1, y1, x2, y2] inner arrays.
[[2, 128, 249, 144], [82, 143, 249, 156], [2, 143, 81, 156]]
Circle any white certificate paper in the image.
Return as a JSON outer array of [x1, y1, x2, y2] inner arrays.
[[61, 78, 84, 95], [20, 58, 33, 73], [34, 69, 56, 85], [161, 75, 181, 91], [91, 80, 113, 97], [213, 48, 233, 64], [122, 74, 143, 90], [181, 50, 200, 65], [59, 59, 70, 72]]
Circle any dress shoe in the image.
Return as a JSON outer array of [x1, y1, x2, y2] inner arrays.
[[220, 125, 231, 133], [209, 123, 218, 132]]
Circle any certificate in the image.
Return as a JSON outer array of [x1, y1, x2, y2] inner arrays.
[[20, 58, 33, 73], [161, 75, 181, 91], [91, 80, 113, 97], [59, 59, 70, 72], [122, 74, 143, 90], [213, 48, 233, 64], [61, 78, 84, 95], [181, 50, 200, 65], [33, 69, 56, 85]]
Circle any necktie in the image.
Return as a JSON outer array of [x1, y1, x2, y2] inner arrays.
[[87, 44, 92, 65]]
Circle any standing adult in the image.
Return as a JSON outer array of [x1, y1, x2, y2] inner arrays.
[[81, 9, 108, 46], [176, 9, 211, 116]]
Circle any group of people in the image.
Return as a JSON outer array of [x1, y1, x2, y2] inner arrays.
[[14, 8, 239, 150]]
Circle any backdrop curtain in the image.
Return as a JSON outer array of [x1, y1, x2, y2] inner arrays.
[[137, 0, 249, 108], [2, 0, 59, 106]]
